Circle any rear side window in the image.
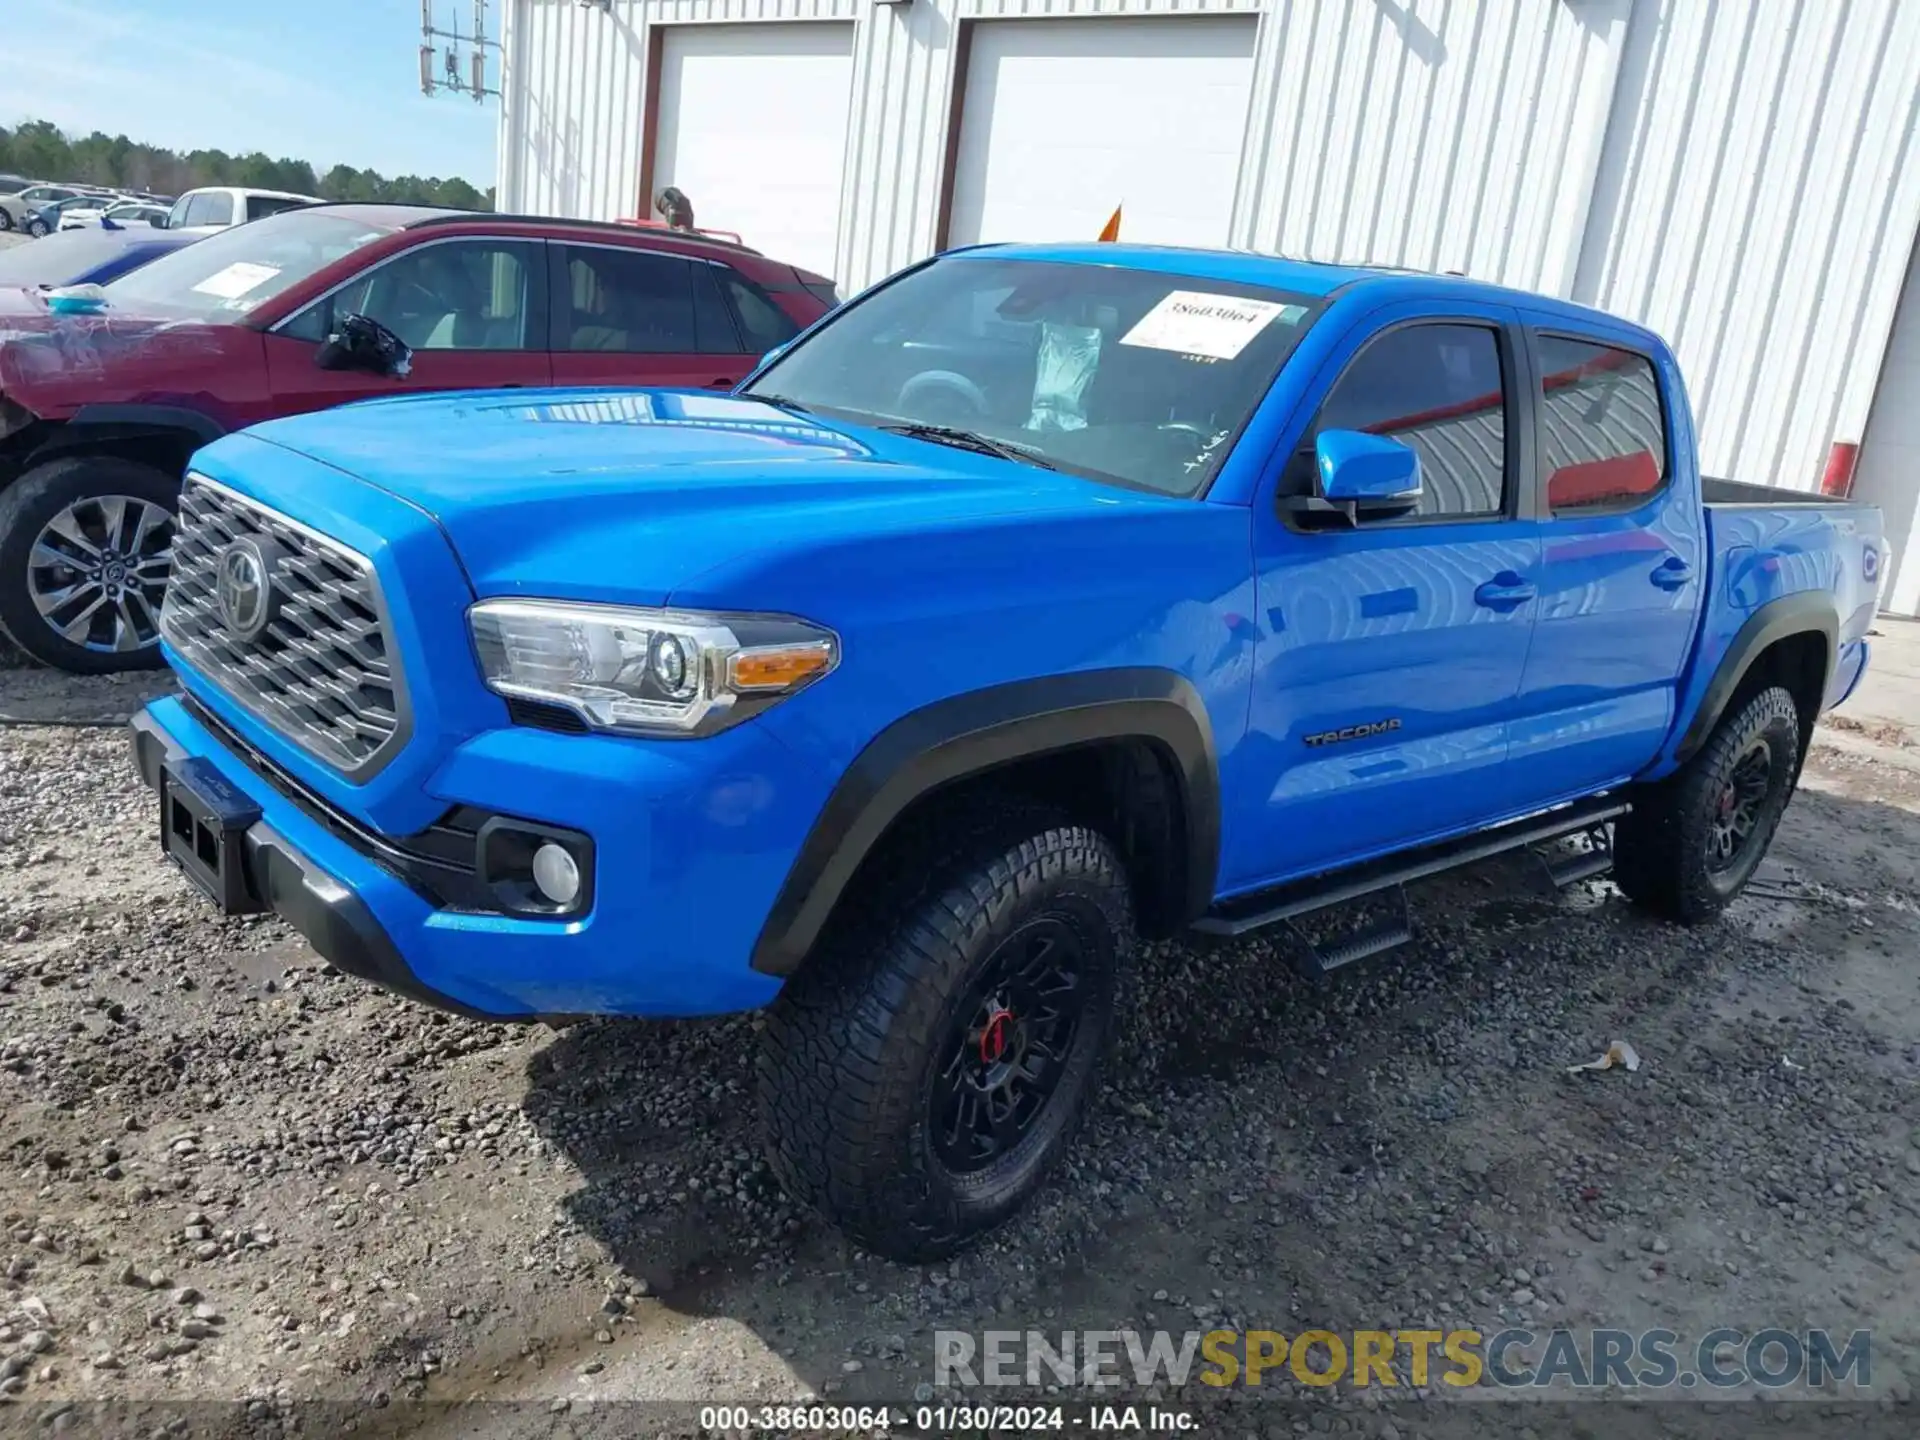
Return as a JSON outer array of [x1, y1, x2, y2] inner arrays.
[[719, 269, 799, 355], [556, 245, 696, 353], [1536, 336, 1668, 513], [1301, 322, 1509, 519], [691, 263, 741, 353], [246, 195, 307, 223]]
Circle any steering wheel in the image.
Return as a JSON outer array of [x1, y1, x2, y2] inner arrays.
[[897, 370, 988, 422], [1155, 421, 1213, 439]]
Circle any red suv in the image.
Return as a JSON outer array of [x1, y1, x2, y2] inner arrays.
[[0, 203, 838, 672]]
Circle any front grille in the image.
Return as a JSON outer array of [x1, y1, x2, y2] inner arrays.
[[160, 475, 408, 777]]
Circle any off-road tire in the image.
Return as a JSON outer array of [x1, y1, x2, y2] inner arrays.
[[0, 456, 179, 674], [1612, 685, 1801, 923], [758, 804, 1135, 1262]]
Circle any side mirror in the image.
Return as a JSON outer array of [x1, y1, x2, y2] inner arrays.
[[1283, 429, 1422, 526], [316, 313, 414, 379]]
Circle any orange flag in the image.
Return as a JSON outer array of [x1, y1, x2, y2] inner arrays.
[[1096, 205, 1122, 243]]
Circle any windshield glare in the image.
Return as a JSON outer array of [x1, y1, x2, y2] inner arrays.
[[743, 256, 1318, 495], [102, 211, 390, 321]]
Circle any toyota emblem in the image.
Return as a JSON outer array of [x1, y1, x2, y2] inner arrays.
[[215, 539, 275, 640]]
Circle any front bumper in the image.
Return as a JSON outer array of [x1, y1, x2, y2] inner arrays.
[[130, 696, 803, 1020], [132, 708, 507, 1019]]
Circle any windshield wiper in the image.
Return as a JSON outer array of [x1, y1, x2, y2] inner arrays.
[[747, 393, 814, 416], [881, 422, 1056, 470]]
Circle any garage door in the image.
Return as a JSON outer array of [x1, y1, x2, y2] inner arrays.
[[946, 17, 1258, 250], [651, 24, 853, 280]]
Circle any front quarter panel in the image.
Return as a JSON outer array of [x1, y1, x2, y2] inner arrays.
[[675, 492, 1258, 893]]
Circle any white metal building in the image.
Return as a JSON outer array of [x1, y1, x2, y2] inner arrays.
[[495, 0, 1920, 614]]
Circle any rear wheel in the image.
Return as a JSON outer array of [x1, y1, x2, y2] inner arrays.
[[0, 210, 13, 233], [0, 456, 178, 673], [1612, 685, 1801, 922], [758, 807, 1133, 1261]]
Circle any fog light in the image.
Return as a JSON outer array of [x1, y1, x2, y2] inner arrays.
[[531, 843, 582, 907]]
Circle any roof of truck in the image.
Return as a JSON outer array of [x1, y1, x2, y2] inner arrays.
[[966, 241, 1666, 344]]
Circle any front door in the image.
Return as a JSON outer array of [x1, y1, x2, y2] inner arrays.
[[264, 236, 551, 415], [1224, 308, 1541, 891]]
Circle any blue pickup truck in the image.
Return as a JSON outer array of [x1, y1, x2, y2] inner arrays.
[[129, 243, 1884, 1260]]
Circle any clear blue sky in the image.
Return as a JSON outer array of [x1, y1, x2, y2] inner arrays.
[[5, 0, 497, 184]]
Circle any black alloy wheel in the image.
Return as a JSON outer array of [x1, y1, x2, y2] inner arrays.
[[929, 917, 1088, 1174]]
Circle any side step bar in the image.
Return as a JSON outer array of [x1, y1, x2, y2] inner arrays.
[[1193, 797, 1630, 975]]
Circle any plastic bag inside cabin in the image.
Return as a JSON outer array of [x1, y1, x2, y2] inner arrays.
[[1028, 320, 1102, 432]]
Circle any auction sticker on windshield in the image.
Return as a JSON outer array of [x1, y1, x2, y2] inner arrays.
[[190, 262, 282, 300], [1119, 291, 1304, 362]]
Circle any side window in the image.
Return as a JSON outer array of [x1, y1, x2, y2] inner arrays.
[[691, 263, 742, 354], [185, 192, 234, 228], [1300, 322, 1508, 520], [1536, 336, 1668, 513], [556, 246, 696, 353], [246, 195, 306, 223], [284, 240, 539, 350], [719, 269, 799, 355]]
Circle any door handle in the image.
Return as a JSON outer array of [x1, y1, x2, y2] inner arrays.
[[704, 378, 735, 390], [1474, 573, 1537, 611], [1651, 557, 1693, 590]]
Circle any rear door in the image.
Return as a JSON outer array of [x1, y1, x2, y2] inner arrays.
[[263, 235, 551, 415], [1502, 323, 1706, 804], [547, 241, 768, 390]]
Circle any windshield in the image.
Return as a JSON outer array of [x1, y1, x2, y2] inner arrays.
[[102, 210, 391, 320], [741, 256, 1319, 495]]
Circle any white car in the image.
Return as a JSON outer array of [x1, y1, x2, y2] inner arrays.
[[164, 186, 325, 234], [59, 198, 170, 231]]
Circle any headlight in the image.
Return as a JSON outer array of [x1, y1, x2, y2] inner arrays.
[[468, 599, 838, 738]]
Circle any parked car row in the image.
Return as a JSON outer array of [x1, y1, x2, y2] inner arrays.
[[0, 179, 171, 237], [0, 178, 323, 239], [0, 201, 837, 670]]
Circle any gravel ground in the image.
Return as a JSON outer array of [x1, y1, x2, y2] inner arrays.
[[0, 667, 1916, 1437]]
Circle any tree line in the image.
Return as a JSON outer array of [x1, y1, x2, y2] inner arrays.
[[0, 119, 493, 212]]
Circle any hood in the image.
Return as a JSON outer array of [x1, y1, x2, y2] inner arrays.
[[0, 290, 261, 417], [228, 387, 1148, 607]]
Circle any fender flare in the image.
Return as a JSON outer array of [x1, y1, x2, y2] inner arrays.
[[29, 403, 227, 467], [1673, 591, 1837, 763], [750, 668, 1221, 977]]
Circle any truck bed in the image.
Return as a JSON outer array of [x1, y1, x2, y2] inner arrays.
[[1679, 483, 1886, 752], [1702, 476, 1856, 507]]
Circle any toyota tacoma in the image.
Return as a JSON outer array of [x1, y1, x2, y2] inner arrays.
[[128, 244, 1885, 1260]]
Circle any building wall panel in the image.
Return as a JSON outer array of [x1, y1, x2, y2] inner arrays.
[[1576, 0, 1920, 491], [1233, 0, 1629, 297]]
